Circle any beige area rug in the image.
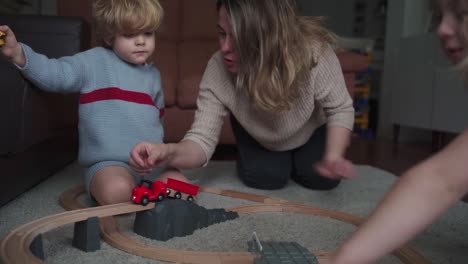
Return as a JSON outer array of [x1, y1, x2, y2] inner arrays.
[[1, 161, 468, 264]]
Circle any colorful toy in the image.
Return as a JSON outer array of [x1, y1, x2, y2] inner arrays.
[[0, 31, 5, 46], [131, 178, 200, 205]]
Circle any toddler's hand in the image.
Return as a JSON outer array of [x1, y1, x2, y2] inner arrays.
[[0, 25, 25, 66]]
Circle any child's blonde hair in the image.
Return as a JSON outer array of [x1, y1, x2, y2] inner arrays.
[[93, 0, 163, 47]]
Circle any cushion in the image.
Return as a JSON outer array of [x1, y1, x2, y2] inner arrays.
[[159, 0, 181, 41], [177, 41, 219, 108], [154, 40, 177, 106], [181, 0, 218, 41]]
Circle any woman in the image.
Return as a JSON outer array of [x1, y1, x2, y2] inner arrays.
[[329, 0, 468, 263], [129, 0, 355, 190]]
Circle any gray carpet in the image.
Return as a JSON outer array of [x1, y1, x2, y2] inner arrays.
[[1, 161, 468, 264]]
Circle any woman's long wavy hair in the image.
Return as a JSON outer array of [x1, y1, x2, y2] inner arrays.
[[93, 0, 163, 47], [216, 0, 336, 113]]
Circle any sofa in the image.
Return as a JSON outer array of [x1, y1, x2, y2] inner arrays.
[[0, 15, 89, 206], [57, 0, 369, 144]]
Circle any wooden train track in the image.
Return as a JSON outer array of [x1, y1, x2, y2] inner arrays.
[[0, 185, 431, 264]]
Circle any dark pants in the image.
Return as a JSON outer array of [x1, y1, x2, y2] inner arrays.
[[231, 116, 340, 190]]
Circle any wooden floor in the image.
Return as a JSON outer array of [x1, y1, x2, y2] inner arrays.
[[346, 137, 434, 175], [212, 137, 436, 176]]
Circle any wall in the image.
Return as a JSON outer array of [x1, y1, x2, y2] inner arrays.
[[297, 0, 353, 37], [297, 0, 386, 39], [402, 0, 431, 37], [378, 0, 433, 141], [298, 0, 434, 141]]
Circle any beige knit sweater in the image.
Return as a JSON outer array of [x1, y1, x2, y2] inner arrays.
[[183, 44, 354, 161]]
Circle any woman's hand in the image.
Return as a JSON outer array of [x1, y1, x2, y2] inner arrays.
[[129, 141, 172, 175], [315, 157, 355, 179]]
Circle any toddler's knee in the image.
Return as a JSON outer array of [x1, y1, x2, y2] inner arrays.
[[92, 179, 134, 205]]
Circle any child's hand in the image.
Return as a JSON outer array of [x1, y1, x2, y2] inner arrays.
[[0, 31, 5, 46], [315, 157, 355, 180], [0, 25, 25, 66], [129, 141, 171, 175]]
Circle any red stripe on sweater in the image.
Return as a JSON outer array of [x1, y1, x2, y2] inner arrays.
[[80, 87, 165, 118]]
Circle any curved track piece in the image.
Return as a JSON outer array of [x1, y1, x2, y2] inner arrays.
[[0, 185, 431, 264], [0, 196, 153, 264]]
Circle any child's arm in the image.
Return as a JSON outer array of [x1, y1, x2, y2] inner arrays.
[[0, 25, 26, 66], [0, 25, 84, 93], [330, 129, 468, 264]]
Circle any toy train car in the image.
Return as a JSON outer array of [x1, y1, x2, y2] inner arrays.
[[131, 178, 200, 206], [0, 31, 5, 46]]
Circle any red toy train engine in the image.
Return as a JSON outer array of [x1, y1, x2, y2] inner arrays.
[[131, 178, 200, 205]]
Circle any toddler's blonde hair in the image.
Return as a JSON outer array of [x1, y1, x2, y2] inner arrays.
[[93, 0, 163, 47]]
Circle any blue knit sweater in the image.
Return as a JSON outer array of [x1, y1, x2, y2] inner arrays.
[[19, 44, 164, 167]]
